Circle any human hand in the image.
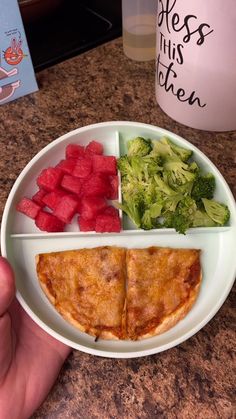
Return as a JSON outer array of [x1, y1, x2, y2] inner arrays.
[[0, 257, 71, 419]]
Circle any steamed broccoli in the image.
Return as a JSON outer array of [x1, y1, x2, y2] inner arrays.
[[117, 155, 133, 177], [163, 193, 183, 213], [127, 137, 152, 157], [164, 197, 197, 234], [163, 156, 196, 186], [192, 210, 217, 227], [150, 137, 192, 162], [119, 193, 144, 228], [117, 135, 230, 234], [161, 137, 193, 162], [202, 198, 230, 225], [192, 173, 215, 203]]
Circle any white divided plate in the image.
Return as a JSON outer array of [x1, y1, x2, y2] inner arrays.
[[1, 121, 236, 358]]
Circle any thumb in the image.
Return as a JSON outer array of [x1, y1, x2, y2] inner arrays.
[[0, 257, 15, 315], [0, 257, 15, 383]]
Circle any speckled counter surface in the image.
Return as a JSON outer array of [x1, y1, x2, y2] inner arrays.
[[0, 38, 235, 418]]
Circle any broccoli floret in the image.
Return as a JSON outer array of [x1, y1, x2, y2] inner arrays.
[[192, 210, 217, 227], [202, 198, 230, 225], [141, 203, 163, 230], [127, 137, 152, 157], [191, 173, 215, 203], [119, 194, 144, 228], [161, 137, 193, 162], [164, 196, 197, 234], [163, 193, 183, 213], [150, 137, 174, 158], [163, 156, 196, 186], [154, 174, 177, 196], [117, 155, 133, 177]]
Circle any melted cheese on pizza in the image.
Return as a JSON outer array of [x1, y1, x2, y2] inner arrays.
[[126, 247, 201, 340], [36, 246, 126, 339]]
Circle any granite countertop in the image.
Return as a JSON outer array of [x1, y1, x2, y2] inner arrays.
[[0, 38, 235, 418]]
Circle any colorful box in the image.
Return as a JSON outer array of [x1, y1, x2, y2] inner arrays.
[[0, 0, 38, 104]]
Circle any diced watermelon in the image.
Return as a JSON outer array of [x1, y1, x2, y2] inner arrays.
[[42, 190, 67, 211], [80, 196, 107, 220], [56, 158, 77, 174], [61, 174, 82, 195], [37, 167, 62, 191], [53, 195, 78, 223], [81, 173, 110, 197], [65, 143, 85, 159], [103, 206, 119, 217], [107, 175, 119, 200], [95, 213, 121, 232], [32, 189, 47, 206], [92, 155, 117, 175], [78, 216, 95, 231], [73, 157, 92, 178], [16, 197, 41, 219], [35, 210, 65, 232], [85, 140, 103, 155]]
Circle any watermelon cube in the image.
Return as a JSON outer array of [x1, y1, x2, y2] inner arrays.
[[78, 216, 95, 231], [81, 173, 110, 197], [103, 206, 119, 217], [61, 174, 82, 196], [65, 143, 85, 159], [37, 167, 62, 191], [35, 210, 65, 232], [95, 213, 121, 233], [32, 189, 47, 206], [53, 195, 78, 223], [85, 140, 103, 155], [107, 175, 119, 200], [56, 158, 77, 175], [73, 157, 92, 178], [92, 155, 117, 175], [42, 190, 67, 211], [16, 197, 41, 219], [80, 196, 107, 220]]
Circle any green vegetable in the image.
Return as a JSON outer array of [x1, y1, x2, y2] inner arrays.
[[192, 210, 217, 227], [118, 135, 230, 234], [127, 137, 152, 157], [191, 173, 215, 202], [202, 198, 230, 225]]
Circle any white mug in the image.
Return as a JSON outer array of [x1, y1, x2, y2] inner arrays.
[[155, 0, 236, 131]]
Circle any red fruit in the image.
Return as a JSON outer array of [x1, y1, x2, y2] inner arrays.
[[85, 140, 103, 155], [78, 216, 95, 232], [95, 213, 121, 233], [107, 175, 119, 200], [53, 195, 78, 223], [32, 189, 47, 206], [73, 157, 92, 178], [35, 211, 65, 232], [61, 174, 82, 195], [80, 196, 107, 220], [37, 167, 62, 191], [42, 190, 67, 211], [16, 197, 41, 219], [103, 206, 119, 217], [92, 155, 117, 175], [81, 173, 110, 197], [65, 143, 85, 159], [56, 158, 77, 174]]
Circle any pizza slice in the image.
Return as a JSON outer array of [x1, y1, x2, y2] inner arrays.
[[36, 246, 127, 340], [126, 247, 201, 340]]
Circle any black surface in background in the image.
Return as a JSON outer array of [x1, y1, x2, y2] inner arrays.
[[24, 0, 122, 72]]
